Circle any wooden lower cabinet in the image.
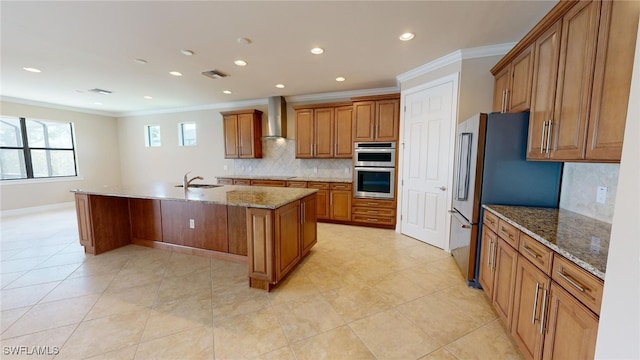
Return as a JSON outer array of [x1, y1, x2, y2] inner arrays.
[[351, 198, 396, 227], [251, 179, 286, 187], [478, 228, 497, 298], [542, 283, 599, 360], [493, 238, 519, 326], [216, 177, 234, 185], [301, 194, 317, 256], [274, 201, 301, 281], [308, 182, 330, 220], [74, 194, 131, 255]]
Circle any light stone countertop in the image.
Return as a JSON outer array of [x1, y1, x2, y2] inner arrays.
[[483, 205, 610, 280], [71, 183, 317, 209], [217, 175, 353, 183]]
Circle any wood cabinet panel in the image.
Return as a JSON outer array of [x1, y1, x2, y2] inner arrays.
[[552, 255, 603, 316], [509, 45, 535, 112], [286, 181, 307, 188], [335, 106, 353, 158], [352, 101, 375, 142], [295, 104, 351, 159], [352, 198, 395, 208], [301, 195, 317, 256], [199, 203, 228, 252], [542, 283, 599, 360], [587, 0, 640, 161], [250, 180, 286, 187], [129, 198, 162, 242], [222, 109, 262, 159], [519, 233, 553, 275], [161, 200, 228, 251], [217, 178, 234, 185], [247, 208, 273, 285], [479, 228, 497, 298], [314, 107, 335, 158], [484, 210, 499, 233], [223, 115, 239, 158], [87, 195, 131, 255], [493, 67, 511, 113], [493, 238, 519, 327], [233, 179, 251, 186], [295, 109, 314, 158], [74, 194, 94, 252], [274, 201, 301, 281], [375, 99, 399, 141], [498, 219, 520, 249], [330, 190, 351, 221], [227, 205, 248, 256], [160, 200, 196, 247]]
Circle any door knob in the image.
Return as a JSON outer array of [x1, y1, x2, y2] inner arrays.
[[435, 186, 447, 191]]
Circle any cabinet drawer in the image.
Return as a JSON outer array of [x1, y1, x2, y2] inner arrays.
[[352, 207, 395, 217], [217, 178, 233, 185], [330, 183, 352, 191], [233, 179, 251, 185], [308, 182, 330, 190], [352, 214, 395, 225], [497, 219, 519, 248], [287, 181, 307, 188], [484, 211, 499, 233], [352, 198, 395, 209], [552, 255, 604, 316], [251, 180, 286, 187], [519, 233, 553, 275]]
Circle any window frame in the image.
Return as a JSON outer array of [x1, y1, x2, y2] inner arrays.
[[0, 117, 78, 181], [144, 124, 162, 147], [178, 122, 197, 147]]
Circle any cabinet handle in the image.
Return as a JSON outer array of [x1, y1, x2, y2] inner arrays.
[[501, 90, 506, 113], [486, 239, 493, 269], [540, 287, 549, 334], [367, 210, 378, 214], [335, 143, 337, 156], [504, 89, 509, 112], [546, 120, 553, 155], [540, 120, 547, 153], [489, 240, 496, 272], [310, 143, 313, 155], [366, 202, 378, 206], [556, 271, 586, 292], [522, 244, 541, 259], [368, 218, 379, 222], [500, 227, 513, 239], [486, 218, 495, 225], [531, 282, 540, 324]]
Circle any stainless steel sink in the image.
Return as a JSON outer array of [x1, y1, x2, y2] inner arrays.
[[174, 184, 222, 189]]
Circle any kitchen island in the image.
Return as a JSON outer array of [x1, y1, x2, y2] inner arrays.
[[72, 183, 317, 290]]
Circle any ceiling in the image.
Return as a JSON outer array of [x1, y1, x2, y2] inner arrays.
[[1, 1, 557, 116]]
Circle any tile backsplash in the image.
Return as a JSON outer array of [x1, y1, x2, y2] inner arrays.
[[560, 162, 619, 223], [232, 138, 352, 179]]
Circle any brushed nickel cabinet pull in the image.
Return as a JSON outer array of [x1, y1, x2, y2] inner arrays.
[[522, 245, 541, 259], [556, 271, 586, 292], [540, 120, 547, 154], [368, 218, 378, 222], [501, 90, 507, 113], [505, 89, 509, 112], [546, 120, 553, 154], [540, 287, 549, 334], [531, 282, 540, 324], [500, 227, 513, 239]]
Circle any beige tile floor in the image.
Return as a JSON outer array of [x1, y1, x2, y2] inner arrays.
[[0, 207, 523, 359]]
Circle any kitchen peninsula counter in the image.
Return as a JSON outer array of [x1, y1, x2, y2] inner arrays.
[[483, 205, 610, 280], [72, 183, 318, 291]]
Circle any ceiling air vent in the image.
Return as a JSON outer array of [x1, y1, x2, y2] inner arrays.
[[201, 70, 228, 79], [88, 88, 113, 95]]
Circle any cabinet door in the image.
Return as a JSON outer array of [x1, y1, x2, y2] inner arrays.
[[375, 99, 399, 141], [550, 0, 600, 160], [314, 107, 335, 158], [330, 190, 352, 221], [227, 206, 248, 256], [334, 106, 353, 158], [493, 67, 510, 113], [509, 45, 535, 112], [511, 256, 550, 360], [274, 201, 301, 281], [74, 193, 94, 252], [492, 238, 518, 328], [527, 20, 562, 160], [352, 101, 375, 142], [479, 228, 497, 298], [295, 109, 314, 158], [301, 195, 317, 256], [223, 115, 239, 158], [542, 283, 599, 360], [315, 189, 330, 220], [237, 113, 256, 158], [586, 0, 640, 161]]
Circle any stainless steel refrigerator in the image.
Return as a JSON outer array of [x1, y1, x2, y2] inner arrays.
[[449, 112, 562, 287]]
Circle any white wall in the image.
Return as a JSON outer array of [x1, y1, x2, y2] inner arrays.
[[595, 19, 640, 359], [0, 101, 121, 211], [560, 163, 619, 223]]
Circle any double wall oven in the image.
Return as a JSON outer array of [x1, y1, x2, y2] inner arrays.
[[353, 142, 395, 199]]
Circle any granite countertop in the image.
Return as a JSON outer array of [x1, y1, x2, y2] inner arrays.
[[217, 175, 353, 183], [483, 205, 610, 280], [71, 183, 317, 209]]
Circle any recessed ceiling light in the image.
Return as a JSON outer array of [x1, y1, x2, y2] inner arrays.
[[144, 96, 153, 100], [237, 37, 252, 45], [275, 84, 285, 89], [134, 58, 148, 64], [181, 49, 194, 56], [336, 77, 346, 82], [169, 71, 183, 76], [223, 90, 232, 94], [399, 32, 415, 41], [310, 47, 324, 55], [23, 67, 41, 73], [94, 102, 103, 105], [234, 60, 247, 66]]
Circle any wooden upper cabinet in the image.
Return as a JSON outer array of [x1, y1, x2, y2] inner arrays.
[[221, 109, 263, 159], [352, 95, 400, 142], [509, 45, 535, 112], [549, 0, 600, 161], [586, 0, 640, 161], [294, 103, 352, 158], [493, 67, 511, 113]]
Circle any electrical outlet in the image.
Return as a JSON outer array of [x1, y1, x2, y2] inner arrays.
[[248, 166, 253, 172], [189, 219, 195, 229], [596, 186, 607, 204], [344, 167, 349, 174], [223, 165, 228, 171], [313, 166, 318, 173], [590, 236, 601, 254]]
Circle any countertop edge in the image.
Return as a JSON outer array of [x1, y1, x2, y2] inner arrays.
[[483, 205, 605, 281], [216, 175, 353, 183]]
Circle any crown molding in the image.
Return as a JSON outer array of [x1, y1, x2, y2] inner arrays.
[[0, 96, 118, 117], [118, 98, 268, 117], [285, 86, 399, 104], [396, 42, 516, 84]]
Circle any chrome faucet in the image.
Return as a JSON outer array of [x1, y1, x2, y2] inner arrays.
[[183, 171, 204, 188]]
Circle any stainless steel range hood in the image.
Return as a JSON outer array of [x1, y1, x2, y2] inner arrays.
[[265, 96, 287, 138]]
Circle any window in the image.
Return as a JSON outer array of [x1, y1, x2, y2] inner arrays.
[[178, 122, 197, 146], [0, 117, 77, 180], [145, 125, 161, 147]]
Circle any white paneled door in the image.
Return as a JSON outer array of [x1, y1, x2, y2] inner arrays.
[[401, 76, 456, 249]]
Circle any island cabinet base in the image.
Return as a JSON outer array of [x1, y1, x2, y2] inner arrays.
[[74, 194, 131, 255]]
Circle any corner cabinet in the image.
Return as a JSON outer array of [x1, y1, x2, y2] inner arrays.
[[293, 103, 352, 159], [221, 109, 263, 159], [351, 94, 400, 142], [492, 44, 535, 113]]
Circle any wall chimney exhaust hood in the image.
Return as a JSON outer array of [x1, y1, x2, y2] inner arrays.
[[265, 96, 287, 138]]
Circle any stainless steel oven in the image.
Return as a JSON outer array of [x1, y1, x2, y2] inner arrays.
[[354, 142, 396, 167], [353, 166, 395, 199]]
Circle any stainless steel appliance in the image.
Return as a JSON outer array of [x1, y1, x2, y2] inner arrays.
[[353, 166, 395, 199], [354, 142, 396, 167], [449, 113, 563, 287]]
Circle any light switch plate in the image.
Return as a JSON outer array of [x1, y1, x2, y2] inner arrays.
[[189, 219, 195, 229], [596, 186, 607, 204]]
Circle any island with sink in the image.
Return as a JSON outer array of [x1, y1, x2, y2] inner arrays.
[[71, 182, 318, 291]]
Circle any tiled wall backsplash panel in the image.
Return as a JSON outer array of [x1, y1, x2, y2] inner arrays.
[[560, 163, 619, 223], [233, 138, 352, 179]]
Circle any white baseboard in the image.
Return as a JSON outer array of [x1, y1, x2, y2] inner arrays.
[[1, 202, 75, 218]]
